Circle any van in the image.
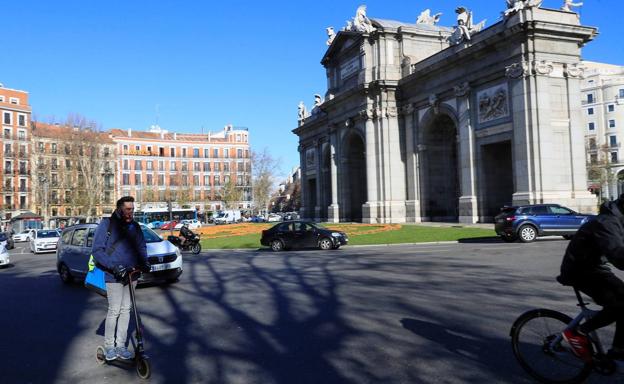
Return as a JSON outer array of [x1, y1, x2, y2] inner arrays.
[[213, 210, 241, 225]]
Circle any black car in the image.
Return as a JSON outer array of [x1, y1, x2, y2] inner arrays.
[[494, 204, 595, 243], [260, 221, 348, 251], [0, 232, 14, 250]]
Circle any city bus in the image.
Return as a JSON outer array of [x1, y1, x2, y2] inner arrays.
[[133, 207, 197, 225]]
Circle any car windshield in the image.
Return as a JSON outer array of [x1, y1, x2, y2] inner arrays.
[[141, 225, 162, 243], [37, 230, 59, 238]]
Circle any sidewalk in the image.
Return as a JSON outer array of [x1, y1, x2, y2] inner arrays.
[[406, 222, 494, 230]]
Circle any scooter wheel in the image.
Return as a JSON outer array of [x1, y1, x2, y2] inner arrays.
[[191, 243, 201, 254], [136, 357, 151, 379], [95, 346, 106, 365]]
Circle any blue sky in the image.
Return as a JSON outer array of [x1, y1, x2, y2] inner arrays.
[[0, 0, 620, 178]]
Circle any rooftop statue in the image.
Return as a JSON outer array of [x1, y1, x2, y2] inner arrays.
[[343, 5, 375, 33], [416, 9, 443, 25], [449, 7, 486, 45], [311, 94, 324, 116], [561, 0, 583, 12], [326, 27, 336, 46], [297, 101, 308, 123], [503, 0, 544, 17]]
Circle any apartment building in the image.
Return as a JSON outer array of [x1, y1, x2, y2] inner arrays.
[[31, 122, 117, 221], [0, 85, 32, 220], [582, 61, 624, 199], [110, 124, 252, 213]]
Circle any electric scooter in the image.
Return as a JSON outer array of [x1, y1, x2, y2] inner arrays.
[[95, 269, 151, 379]]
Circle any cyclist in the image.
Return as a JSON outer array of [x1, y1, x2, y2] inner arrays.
[[178, 223, 194, 247], [558, 194, 624, 362]]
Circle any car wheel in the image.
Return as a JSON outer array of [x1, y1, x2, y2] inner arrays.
[[59, 264, 74, 284], [500, 235, 516, 243], [270, 239, 284, 252], [518, 225, 537, 243], [319, 237, 333, 250]]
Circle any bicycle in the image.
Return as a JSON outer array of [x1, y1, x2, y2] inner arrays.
[[510, 284, 624, 383]]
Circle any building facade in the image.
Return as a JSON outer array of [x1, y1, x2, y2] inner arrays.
[[294, 5, 598, 223], [110, 124, 252, 213], [31, 122, 117, 223], [581, 61, 624, 200], [0, 85, 32, 220]]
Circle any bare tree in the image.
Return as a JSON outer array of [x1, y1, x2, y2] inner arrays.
[[251, 148, 281, 214], [221, 175, 243, 209], [587, 143, 617, 202]]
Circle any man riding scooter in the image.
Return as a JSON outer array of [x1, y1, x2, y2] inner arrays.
[[178, 223, 195, 248]]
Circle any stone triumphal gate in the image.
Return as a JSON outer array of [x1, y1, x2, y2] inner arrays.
[[294, 3, 598, 223]]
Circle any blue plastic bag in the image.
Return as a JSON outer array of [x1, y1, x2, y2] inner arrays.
[[85, 255, 107, 297]]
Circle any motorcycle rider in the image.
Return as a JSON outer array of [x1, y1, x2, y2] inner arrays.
[[178, 222, 194, 248]]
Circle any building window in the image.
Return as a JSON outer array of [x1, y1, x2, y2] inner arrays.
[[610, 135, 618, 147], [134, 160, 142, 170], [609, 104, 615, 112], [170, 147, 176, 157], [170, 161, 177, 171], [66, 159, 71, 169], [123, 144, 128, 153], [51, 143, 57, 154], [588, 122, 595, 131], [169, 175, 177, 186], [18, 114, 26, 127], [3, 112, 11, 125], [611, 152, 619, 163], [620, 89, 624, 98], [193, 148, 199, 158], [237, 175, 243, 185], [224, 148, 229, 158], [18, 130, 25, 140], [158, 160, 164, 171], [223, 162, 230, 172], [204, 148, 209, 158], [194, 162, 200, 171], [146, 174, 153, 185], [158, 174, 164, 186], [237, 148, 243, 158], [214, 176, 220, 186], [135, 145, 140, 151], [9, 97, 18, 105], [123, 159, 129, 170], [213, 148, 218, 157], [135, 174, 141, 185], [3, 128, 10, 139], [194, 175, 200, 186], [203, 162, 210, 172], [588, 108, 594, 115], [587, 94, 594, 103], [38, 142, 44, 153], [122, 174, 130, 185], [182, 148, 187, 158], [181, 162, 188, 171], [146, 160, 153, 170], [204, 175, 210, 185], [609, 120, 616, 128]]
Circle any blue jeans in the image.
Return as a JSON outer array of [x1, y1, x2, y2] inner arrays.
[[104, 281, 136, 348]]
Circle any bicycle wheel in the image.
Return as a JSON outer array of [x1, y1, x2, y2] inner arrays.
[[510, 309, 592, 384]]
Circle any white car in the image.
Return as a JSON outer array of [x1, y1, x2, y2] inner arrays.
[[267, 214, 282, 222], [174, 219, 201, 230], [30, 229, 61, 254], [12, 229, 35, 242], [0, 244, 9, 267]]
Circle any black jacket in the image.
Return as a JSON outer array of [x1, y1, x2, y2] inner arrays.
[[179, 226, 194, 238], [560, 200, 624, 285]]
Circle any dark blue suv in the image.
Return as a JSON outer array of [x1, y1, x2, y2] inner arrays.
[[494, 204, 595, 243]]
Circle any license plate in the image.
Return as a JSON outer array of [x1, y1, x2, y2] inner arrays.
[[151, 263, 172, 272]]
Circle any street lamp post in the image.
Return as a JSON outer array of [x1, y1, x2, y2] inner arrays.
[[39, 175, 48, 228]]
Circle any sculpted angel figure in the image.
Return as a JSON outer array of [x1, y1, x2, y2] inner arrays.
[[561, 0, 583, 12], [326, 27, 336, 46], [297, 101, 308, 121], [353, 5, 375, 33], [416, 9, 442, 25]]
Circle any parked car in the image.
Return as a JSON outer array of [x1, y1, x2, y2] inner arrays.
[[147, 220, 165, 229], [160, 220, 179, 230], [0, 232, 15, 250], [174, 219, 201, 230], [56, 223, 183, 285], [30, 229, 61, 254], [261, 220, 349, 251], [494, 204, 595, 243], [284, 212, 300, 221], [0, 244, 9, 267], [266, 214, 282, 223], [12, 228, 35, 242], [250, 215, 266, 223]]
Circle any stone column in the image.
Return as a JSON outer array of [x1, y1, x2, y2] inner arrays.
[[314, 139, 322, 220], [455, 82, 479, 223], [382, 105, 406, 223], [403, 104, 421, 222], [361, 109, 379, 223], [298, 145, 307, 219], [327, 130, 340, 222]]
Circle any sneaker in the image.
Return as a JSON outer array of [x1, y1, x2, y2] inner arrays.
[[104, 347, 117, 361], [116, 346, 134, 360], [608, 347, 624, 361], [562, 329, 592, 362]]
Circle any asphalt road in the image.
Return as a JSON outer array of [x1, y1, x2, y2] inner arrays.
[[1, 238, 622, 384]]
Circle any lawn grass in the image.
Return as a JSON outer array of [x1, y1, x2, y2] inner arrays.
[[199, 224, 496, 249]]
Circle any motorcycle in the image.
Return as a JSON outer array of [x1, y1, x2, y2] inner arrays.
[[167, 233, 201, 254]]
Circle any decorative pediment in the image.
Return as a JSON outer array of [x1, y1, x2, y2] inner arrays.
[[322, 31, 362, 66]]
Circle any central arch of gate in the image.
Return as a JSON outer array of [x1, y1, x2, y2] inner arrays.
[[294, 7, 599, 224]]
